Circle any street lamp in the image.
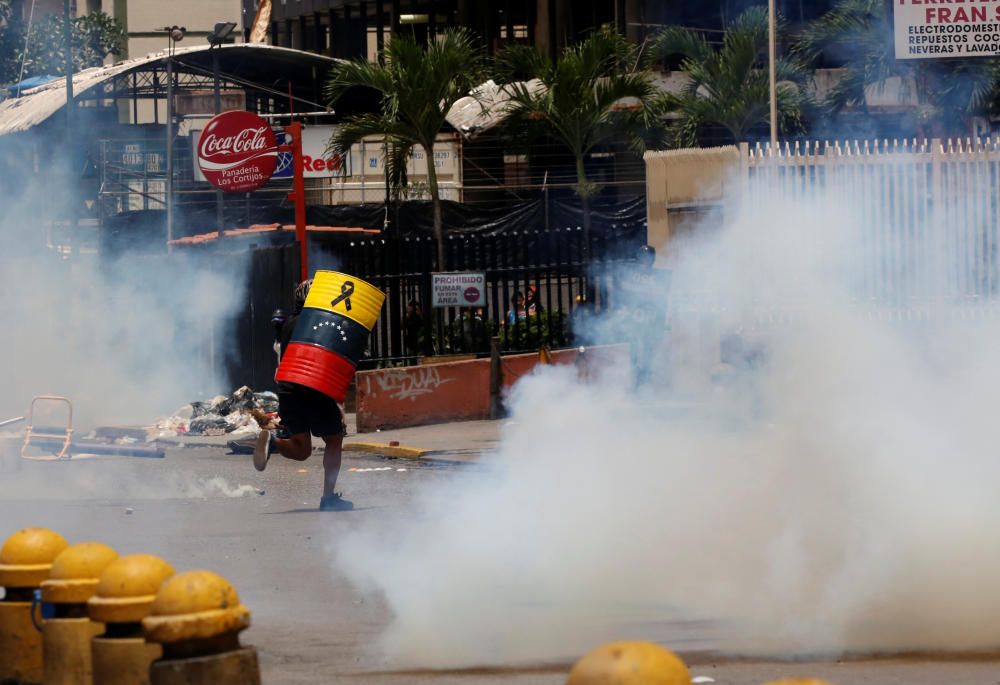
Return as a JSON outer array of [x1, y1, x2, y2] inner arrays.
[[161, 25, 186, 250], [207, 21, 237, 47], [207, 21, 237, 239]]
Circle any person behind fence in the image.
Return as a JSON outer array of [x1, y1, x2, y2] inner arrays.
[[403, 299, 425, 362], [254, 279, 352, 512], [526, 284, 544, 316], [619, 244, 670, 389], [507, 291, 527, 327]]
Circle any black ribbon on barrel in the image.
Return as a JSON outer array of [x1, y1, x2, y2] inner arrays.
[[331, 281, 355, 312]]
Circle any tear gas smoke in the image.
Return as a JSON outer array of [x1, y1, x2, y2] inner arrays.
[[334, 169, 1000, 666], [0, 171, 246, 428], [0, 465, 261, 501]]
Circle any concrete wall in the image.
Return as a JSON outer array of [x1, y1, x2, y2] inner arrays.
[[124, 0, 244, 59], [355, 345, 629, 432], [643, 146, 742, 259]]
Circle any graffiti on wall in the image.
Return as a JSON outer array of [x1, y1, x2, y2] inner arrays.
[[365, 367, 455, 402]]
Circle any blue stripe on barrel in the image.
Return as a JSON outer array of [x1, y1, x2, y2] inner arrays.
[[289, 308, 372, 366]]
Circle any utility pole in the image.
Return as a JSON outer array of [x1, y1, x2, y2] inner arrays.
[[213, 48, 224, 240], [63, 0, 74, 131], [166, 55, 174, 249], [64, 0, 76, 253], [768, 0, 778, 150], [163, 26, 186, 251]]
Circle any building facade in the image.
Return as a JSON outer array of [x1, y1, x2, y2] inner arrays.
[[247, 0, 839, 61], [10, 0, 244, 61]]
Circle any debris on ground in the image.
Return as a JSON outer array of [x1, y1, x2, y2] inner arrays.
[[152, 387, 280, 437]]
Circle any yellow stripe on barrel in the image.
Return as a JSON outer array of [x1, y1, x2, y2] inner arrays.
[[303, 271, 385, 331]]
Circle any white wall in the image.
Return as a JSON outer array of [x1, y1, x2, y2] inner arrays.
[[124, 0, 243, 60]]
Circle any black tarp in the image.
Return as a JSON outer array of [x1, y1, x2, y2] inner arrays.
[[100, 197, 648, 255]]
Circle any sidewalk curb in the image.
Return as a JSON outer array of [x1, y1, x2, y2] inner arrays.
[[342, 442, 430, 459]]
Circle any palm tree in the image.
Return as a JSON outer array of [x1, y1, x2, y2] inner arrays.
[[796, 0, 1000, 137], [494, 26, 666, 259], [325, 29, 483, 270], [649, 6, 811, 147]]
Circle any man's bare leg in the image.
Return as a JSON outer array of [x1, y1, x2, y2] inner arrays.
[[255, 430, 310, 471], [321, 434, 343, 498], [274, 432, 311, 461]]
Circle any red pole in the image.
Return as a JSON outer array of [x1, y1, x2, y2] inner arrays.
[[286, 122, 308, 282]]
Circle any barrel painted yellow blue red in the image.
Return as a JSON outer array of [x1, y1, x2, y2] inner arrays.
[[276, 270, 385, 402]]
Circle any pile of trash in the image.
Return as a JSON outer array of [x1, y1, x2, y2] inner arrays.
[[153, 387, 278, 437]]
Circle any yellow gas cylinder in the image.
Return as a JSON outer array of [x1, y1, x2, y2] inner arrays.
[[566, 641, 691, 685], [88, 555, 175, 685], [0, 528, 69, 685], [40, 542, 118, 685], [142, 570, 259, 685]]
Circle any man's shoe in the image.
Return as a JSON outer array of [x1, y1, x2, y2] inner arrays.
[[227, 440, 255, 455], [319, 493, 353, 511], [253, 429, 274, 472]]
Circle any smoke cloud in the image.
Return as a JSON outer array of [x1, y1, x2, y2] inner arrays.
[[332, 164, 1000, 666], [0, 153, 246, 429]]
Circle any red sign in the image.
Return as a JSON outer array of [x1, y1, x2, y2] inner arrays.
[[197, 111, 278, 193]]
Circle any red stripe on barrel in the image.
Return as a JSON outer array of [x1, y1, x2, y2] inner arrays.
[[275, 343, 356, 403]]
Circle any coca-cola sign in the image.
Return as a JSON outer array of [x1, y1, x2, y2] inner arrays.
[[197, 111, 278, 193]]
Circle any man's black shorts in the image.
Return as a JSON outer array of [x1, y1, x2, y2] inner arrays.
[[278, 386, 345, 438]]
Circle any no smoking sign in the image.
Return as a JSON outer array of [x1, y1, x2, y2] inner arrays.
[[432, 272, 486, 308]]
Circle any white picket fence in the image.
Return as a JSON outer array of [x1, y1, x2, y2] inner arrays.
[[740, 138, 1000, 305]]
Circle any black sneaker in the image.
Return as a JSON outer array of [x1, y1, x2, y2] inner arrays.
[[253, 430, 274, 472], [319, 493, 353, 511]]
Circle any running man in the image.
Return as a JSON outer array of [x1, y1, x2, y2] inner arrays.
[[254, 280, 352, 511]]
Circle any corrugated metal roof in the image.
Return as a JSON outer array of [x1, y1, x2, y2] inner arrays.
[[1, 45, 693, 141], [0, 43, 336, 138]]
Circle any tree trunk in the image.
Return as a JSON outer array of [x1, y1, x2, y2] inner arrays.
[[425, 141, 446, 271]]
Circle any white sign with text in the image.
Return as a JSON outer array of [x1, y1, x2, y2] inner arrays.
[[191, 124, 351, 181], [895, 0, 1000, 59], [432, 272, 486, 308]]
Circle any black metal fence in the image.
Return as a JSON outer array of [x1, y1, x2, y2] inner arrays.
[[214, 228, 642, 393], [342, 228, 638, 368]]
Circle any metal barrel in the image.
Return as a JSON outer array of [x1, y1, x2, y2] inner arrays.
[[303, 270, 385, 331], [288, 308, 372, 366], [276, 270, 385, 402]]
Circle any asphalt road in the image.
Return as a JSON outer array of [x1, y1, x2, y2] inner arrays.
[[2, 444, 999, 684]]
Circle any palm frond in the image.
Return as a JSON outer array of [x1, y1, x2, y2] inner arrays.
[[646, 26, 713, 66], [495, 43, 550, 84], [653, 6, 808, 144], [324, 58, 396, 106], [384, 137, 415, 201], [326, 113, 417, 159]]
